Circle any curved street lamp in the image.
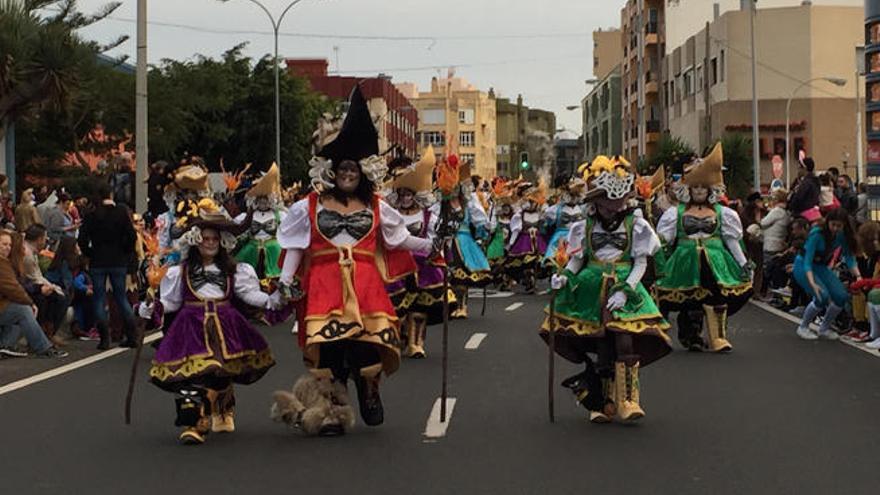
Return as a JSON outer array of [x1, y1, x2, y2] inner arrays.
[[785, 76, 847, 188], [222, 0, 314, 168]]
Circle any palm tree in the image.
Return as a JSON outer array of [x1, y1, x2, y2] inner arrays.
[[0, 0, 127, 136]]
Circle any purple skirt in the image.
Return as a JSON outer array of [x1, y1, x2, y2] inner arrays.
[[509, 232, 547, 257], [150, 301, 275, 391]]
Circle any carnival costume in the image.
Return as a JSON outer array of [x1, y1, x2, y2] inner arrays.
[[145, 200, 278, 445], [384, 147, 457, 358], [157, 163, 212, 264], [654, 143, 752, 352], [507, 182, 548, 293], [429, 163, 492, 319], [793, 224, 860, 340], [541, 156, 670, 423], [275, 85, 432, 433], [485, 179, 515, 286], [542, 178, 586, 269], [234, 163, 288, 282]]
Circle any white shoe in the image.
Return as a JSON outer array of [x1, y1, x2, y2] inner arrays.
[[788, 306, 805, 317], [817, 330, 840, 341], [865, 338, 880, 349], [796, 326, 818, 340]]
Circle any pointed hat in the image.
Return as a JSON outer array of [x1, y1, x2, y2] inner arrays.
[[246, 163, 282, 198], [392, 146, 435, 193], [683, 142, 724, 187], [317, 84, 379, 164]]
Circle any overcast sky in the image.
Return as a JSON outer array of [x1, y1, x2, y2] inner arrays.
[[75, 0, 626, 132]]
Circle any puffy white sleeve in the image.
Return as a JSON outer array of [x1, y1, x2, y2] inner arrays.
[[630, 211, 662, 259], [234, 263, 271, 308], [655, 207, 679, 244], [380, 200, 432, 253], [159, 266, 184, 313], [542, 204, 559, 222], [277, 198, 310, 250], [234, 212, 247, 225], [508, 212, 523, 248], [721, 206, 748, 267], [468, 193, 490, 229], [563, 220, 586, 273], [426, 208, 439, 243]]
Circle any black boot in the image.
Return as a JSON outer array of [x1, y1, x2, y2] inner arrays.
[[353, 365, 384, 426], [96, 321, 112, 350], [119, 319, 138, 348], [561, 362, 604, 412]]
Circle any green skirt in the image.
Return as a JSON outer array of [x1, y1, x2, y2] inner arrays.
[[540, 260, 671, 366], [235, 237, 282, 279], [486, 227, 506, 261], [654, 237, 751, 304]]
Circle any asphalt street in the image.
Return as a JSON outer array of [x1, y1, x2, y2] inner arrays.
[[1, 292, 878, 495]]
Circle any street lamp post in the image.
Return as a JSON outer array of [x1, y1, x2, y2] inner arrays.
[[785, 77, 847, 188], [226, 0, 311, 168], [749, 0, 760, 192]]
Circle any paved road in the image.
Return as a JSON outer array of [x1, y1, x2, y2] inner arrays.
[[1, 292, 878, 495]]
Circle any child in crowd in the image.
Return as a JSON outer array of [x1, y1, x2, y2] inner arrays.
[[851, 221, 880, 344], [45, 236, 92, 339], [818, 174, 840, 215]]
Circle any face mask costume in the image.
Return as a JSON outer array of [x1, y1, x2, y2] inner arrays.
[[541, 155, 672, 424], [653, 143, 754, 353], [234, 163, 288, 285]]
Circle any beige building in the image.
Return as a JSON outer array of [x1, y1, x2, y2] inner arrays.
[[621, 0, 665, 162], [496, 94, 556, 179], [663, 4, 866, 182], [664, 0, 863, 57], [397, 77, 498, 179], [593, 28, 624, 81]]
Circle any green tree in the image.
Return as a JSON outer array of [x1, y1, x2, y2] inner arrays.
[[0, 0, 126, 136], [148, 45, 332, 184], [720, 133, 754, 199], [645, 134, 695, 174]]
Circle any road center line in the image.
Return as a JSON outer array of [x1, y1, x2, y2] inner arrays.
[[424, 397, 457, 439], [750, 300, 879, 358], [0, 332, 164, 397], [464, 333, 487, 350], [505, 302, 524, 312]]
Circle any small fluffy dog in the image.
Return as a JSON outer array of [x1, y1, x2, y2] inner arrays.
[[271, 374, 355, 436]]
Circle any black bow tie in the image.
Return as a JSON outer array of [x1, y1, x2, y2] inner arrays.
[[682, 215, 716, 235], [317, 209, 374, 240], [190, 265, 228, 292], [591, 231, 628, 251]]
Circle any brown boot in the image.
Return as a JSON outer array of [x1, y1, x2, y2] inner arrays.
[[703, 304, 733, 353], [409, 313, 427, 359], [211, 385, 235, 433], [354, 364, 384, 426], [614, 361, 645, 423], [179, 389, 214, 445]]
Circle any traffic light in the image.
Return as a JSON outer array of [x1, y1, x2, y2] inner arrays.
[[520, 151, 529, 170]]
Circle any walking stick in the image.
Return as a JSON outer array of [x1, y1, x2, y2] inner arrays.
[[124, 315, 146, 425], [548, 288, 557, 423]]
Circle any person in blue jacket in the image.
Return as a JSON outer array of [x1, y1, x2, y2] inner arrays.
[[793, 207, 862, 340]]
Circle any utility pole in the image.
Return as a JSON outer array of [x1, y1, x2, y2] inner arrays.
[[749, 0, 761, 192], [135, 0, 148, 214], [704, 21, 711, 150]]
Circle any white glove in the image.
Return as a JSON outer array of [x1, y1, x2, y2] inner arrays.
[[551, 273, 567, 290], [137, 302, 154, 319], [267, 290, 283, 310], [606, 291, 627, 311]]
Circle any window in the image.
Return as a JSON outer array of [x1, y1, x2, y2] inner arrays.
[[458, 108, 475, 124], [696, 64, 703, 93], [460, 153, 476, 164], [421, 109, 446, 125], [424, 131, 445, 146], [683, 68, 694, 96], [711, 58, 718, 85], [720, 50, 725, 82], [459, 131, 475, 147]]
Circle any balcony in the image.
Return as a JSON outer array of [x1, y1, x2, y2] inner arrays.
[[645, 120, 661, 143]]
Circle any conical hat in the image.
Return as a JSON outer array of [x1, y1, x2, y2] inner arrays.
[[650, 164, 666, 192], [247, 163, 282, 197], [683, 142, 723, 187], [317, 85, 379, 164], [392, 146, 435, 193], [170, 164, 209, 192]]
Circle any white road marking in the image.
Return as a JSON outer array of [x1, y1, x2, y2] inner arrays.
[[467, 289, 514, 299], [464, 333, 487, 350], [424, 397, 457, 439], [0, 332, 164, 397], [505, 302, 524, 312], [750, 301, 880, 358]]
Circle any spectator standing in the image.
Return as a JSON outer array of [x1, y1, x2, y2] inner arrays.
[[760, 189, 791, 294], [856, 183, 868, 224], [22, 224, 68, 344], [836, 174, 858, 214], [0, 230, 67, 358], [147, 161, 170, 218], [14, 188, 41, 233], [78, 182, 137, 350], [788, 157, 821, 222], [818, 174, 840, 214], [42, 192, 77, 246]]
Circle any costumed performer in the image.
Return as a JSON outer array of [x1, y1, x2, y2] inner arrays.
[[542, 177, 586, 269], [507, 180, 548, 294], [234, 163, 287, 282]]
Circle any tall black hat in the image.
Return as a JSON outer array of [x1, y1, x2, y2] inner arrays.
[[317, 84, 379, 164]]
